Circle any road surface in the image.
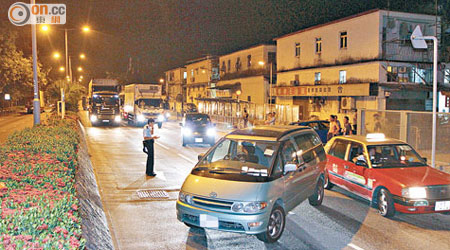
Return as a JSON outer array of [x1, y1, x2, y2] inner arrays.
[[79, 111, 450, 250], [0, 113, 34, 143]]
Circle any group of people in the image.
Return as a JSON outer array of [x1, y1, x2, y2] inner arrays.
[[265, 112, 276, 126], [327, 114, 355, 140]]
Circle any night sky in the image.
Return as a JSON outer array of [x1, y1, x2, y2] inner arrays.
[[1, 0, 438, 83]]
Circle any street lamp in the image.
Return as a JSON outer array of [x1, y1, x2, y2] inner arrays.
[[159, 78, 164, 83], [259, 61, 274, 111], [41, 25, 49, 32], [80, 53, 86, 59], [53, 52, 61, 59], [82, 26, 90, 33], [77, 67, 83, 72], [59, 66, 65, 72]]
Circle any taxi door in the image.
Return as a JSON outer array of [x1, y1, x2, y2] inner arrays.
[[345, 142, 371, 199], [326, 139, 351, 187]]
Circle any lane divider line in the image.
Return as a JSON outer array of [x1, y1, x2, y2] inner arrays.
[[177, 153, 197, 165], [348, 243, 365, 250], [155, 142, 169, 150]]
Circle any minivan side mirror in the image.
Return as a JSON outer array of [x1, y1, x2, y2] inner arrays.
[[198, 153, 205, 161], [423, 157, 428, 163], [284, 163, 298, 173], [356, 160, 368, 167]]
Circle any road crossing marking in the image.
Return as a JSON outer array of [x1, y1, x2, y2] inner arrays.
[[348, 243, 365, 250], [177, 153, 197, 164]]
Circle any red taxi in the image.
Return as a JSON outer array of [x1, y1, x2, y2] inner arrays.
[[324, 133, 450, 217]]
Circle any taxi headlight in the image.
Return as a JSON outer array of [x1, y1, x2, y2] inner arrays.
[[232, 202, 267, 213], [207, 128, 216, 137], [137, 114, 146, 122], [157, 114, 164, 122], [402, 187, 427, 199], [178, 192, 186, 202], [90, 115, 97, 122]]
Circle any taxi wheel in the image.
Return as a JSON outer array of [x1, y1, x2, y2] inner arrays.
[[324, 173, 334, 190], [184, 222, 201, 229], [256, 206, 285, 243], [309, 178, 324, 206], [378, 188, 395, 218]]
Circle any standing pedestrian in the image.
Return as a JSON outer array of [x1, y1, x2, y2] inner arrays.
[[343, 116, 353, 135], [243, 108, 249, 128], [327, 115, 339, 141], [334, 115, 342, 135], [143, 118, 160, 177]]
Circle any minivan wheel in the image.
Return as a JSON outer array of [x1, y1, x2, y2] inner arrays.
[[256, 206, 285, 243], [309, 178, 324, 206], [378, 188, 395, 218], [324, 172, 334, 190], [184, 222, 201, 229]]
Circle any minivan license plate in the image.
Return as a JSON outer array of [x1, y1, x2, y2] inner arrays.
[[195, 138, 203, 143], [199, 214, 218, 228], [435, 201, 450, 211]]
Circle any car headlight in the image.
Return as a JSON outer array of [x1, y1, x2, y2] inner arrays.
[[165, 113, 171, 118], [402, 187, 427, 199], [157, 114, 164, 122], [137, 114, 146, 122], [114, 115, 121, 122], [182, 127, 192, 136], [90, 115, 97, 122], [179, 192, 185, 202], [207, 127, 216, 136], [231, 201, 267, 213], [178, 192, 193, 204]]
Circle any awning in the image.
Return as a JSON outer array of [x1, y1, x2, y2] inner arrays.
[[210, 82, 241, 90], [380, 82, 450, 92], [196, 97, 248, 103]]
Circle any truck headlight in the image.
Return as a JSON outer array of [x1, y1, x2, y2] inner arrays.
[[114, 116, 121, 122], [157, 114, 164, 122], [137, 115, 146, 122], [402, 187, 427, 199], [232, 202, 267, 213], [182, 127, 192, 136], [90, 115, 97, 122], [207, 128, 216, 137]]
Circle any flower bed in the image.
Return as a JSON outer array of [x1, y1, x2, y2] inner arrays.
[[0, 115, 86, 249]]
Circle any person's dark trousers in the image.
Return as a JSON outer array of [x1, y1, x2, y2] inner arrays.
[[143, 139, 155, 176]]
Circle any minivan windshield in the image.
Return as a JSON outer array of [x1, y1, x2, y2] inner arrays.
[[193, 138, 279, 178], [186, 114, 210, 125]]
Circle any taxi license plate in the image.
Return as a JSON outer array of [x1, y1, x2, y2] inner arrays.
[[195, 138, 203, 143], [102, 120, 110, 122], [435, 201, 450, 211], [199, 214, 218, 228]]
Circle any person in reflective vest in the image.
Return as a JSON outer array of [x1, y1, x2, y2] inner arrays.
[[143, 118, 160, 177]]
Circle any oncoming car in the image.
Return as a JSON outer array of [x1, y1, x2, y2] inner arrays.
[[176, 126, 327, 243], [180, 113, 216, 147], [324, 133, 450, 217]]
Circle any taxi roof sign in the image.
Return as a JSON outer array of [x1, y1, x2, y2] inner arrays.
[[366, 133, 385, 140], [411, 26, 428, 49]]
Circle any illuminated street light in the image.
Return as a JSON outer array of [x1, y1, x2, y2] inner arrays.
[[59, 66, 65, 72], [82, 26, 90, 33], [80, 53, 86, 59], [236, 90, 242, 96], [258, 61, 265, 66], [41, 25, 49, 32], [159, 78, 164, 83], [77, 67, 83, 72], [53, 52, 61, 59]]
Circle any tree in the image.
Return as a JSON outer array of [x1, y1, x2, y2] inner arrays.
[[45, 80, 85, 112]]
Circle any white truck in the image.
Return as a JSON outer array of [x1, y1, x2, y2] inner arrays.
[[123, 83, 168, 128]]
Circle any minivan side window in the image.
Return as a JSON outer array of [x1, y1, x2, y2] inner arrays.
[[329, 140, 348, 160], [209, 139, 231, 163], [280, 140, 298, 165]]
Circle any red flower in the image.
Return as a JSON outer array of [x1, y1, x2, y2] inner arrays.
[[37, 224, 48, 230], [71, 204, 78, 211]]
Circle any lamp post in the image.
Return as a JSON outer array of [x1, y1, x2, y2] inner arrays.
[[31, 0, 40, 125], [258, 60, 274, 113], [411, 25, 438, 168]]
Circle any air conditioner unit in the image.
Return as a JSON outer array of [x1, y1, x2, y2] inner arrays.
[[398, 66, 407, 73], [341, 97, 355, 110]]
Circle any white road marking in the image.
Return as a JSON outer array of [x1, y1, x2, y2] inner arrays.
[[155, 171, 166, 181], [177, 153, 197, 164], [155, 142, 169, 150], [348, 243, 365, 250], [288, 211, 295, 215]]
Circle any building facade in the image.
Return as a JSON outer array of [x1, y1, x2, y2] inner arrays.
[[185, 56, 219, 106], [165, 67, 186, 112], [275, 9, 448, 122]]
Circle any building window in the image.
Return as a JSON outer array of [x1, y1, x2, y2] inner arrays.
[[247, 55, 251, 67], [195, 68, 199, 75], [190, 69, 194, 77], [315, 38, 322, 53], [221, 61, 226, 73], [340, 31, 347, 49], [227, 60, 231, 72], [315, 72, 321, 85], [235, 57, 241, 71], [183, 71, 187, 79], [295, 43, 301, 57], [339, 70, 346, 84]]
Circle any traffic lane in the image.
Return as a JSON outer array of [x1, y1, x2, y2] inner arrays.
[[0, 113, 34, 143]]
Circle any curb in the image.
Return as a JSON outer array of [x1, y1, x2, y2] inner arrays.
[[76, 120, 114, 250]]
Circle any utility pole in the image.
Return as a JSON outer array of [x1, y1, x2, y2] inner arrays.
[[31, 0, 41, 125]]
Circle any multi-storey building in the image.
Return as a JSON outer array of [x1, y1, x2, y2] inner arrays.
[[185, 56, 219, 106], [165, 67, 186, 112], [274, 9, 448, 121]]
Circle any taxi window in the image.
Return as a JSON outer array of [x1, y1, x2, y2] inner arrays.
[[329, 140, 348, 160], [349, 142, 367, 164]]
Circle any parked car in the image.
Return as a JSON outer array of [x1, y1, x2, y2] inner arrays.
[[180, 113, 216, 147], [176, 125, 327, 243], [324, 133, 450, 217], [290, 120, 330, 143]]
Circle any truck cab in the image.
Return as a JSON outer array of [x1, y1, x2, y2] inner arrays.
[[89, 91, 121, 126]]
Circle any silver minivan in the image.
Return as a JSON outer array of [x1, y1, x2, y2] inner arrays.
[[176, 126, 327, 243]]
